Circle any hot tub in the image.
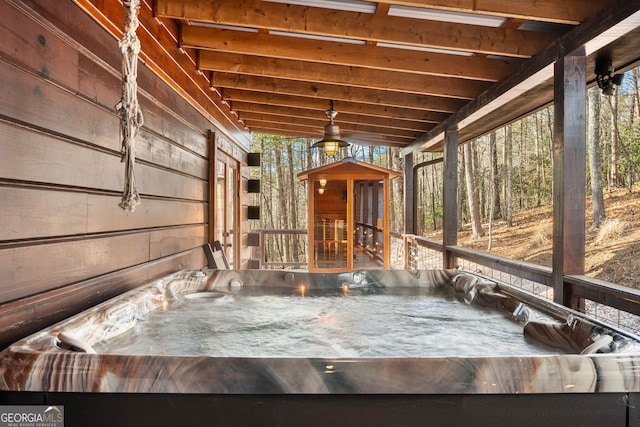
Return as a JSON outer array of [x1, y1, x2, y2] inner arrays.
[[1, 269, 639, 395]]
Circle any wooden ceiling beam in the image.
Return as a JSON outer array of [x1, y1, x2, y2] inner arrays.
[[198, 51, 491, 100], [229, 102, 438, 130], [156, 0, 556, 58], [237, 111, 428, 139], [181, 26, 517, 82], [222, 91, 453, 122], [246, 122, 412, 147], [210, 72, 468, 112], [374, 0, 610, 25]]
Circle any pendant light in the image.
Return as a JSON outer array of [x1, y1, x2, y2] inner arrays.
[[311, 100, 349, 156]]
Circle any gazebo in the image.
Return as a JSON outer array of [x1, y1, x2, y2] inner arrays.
[[298, 157, 401, 271]]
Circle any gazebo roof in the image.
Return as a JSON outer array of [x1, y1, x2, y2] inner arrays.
[[298, 157, 401, 181]]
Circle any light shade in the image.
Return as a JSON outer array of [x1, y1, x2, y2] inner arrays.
[[311, 101, 349, 156]]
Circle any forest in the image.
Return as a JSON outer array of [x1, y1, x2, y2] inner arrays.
[[249, 67, 640, 289]]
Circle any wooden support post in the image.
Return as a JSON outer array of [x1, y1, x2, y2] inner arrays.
[[382, 178, 391, 269], [207, 130, 217, 244], [442, 125, 458, 269], [552, 48, 586, 308], [404, 152, 415, 235]]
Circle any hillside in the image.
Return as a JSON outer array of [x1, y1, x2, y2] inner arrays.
[[427, 188, 640, 290]]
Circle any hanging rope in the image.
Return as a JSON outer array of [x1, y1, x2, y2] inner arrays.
[[115, 0, 144, 211]]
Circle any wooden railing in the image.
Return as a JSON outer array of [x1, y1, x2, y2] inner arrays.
[[249, 229, 640, 333], [403, 234, 640, 334], [248, 229, 308, 270]]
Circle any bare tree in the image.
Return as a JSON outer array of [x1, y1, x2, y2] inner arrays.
[[463, 141, 484, 239], [633, 69, 640, 125], [588, 89, 606, 228], [608, 87, 620, 189], [457, 147, 465, 232], [503, 125, 513, 227], [287, 143, 299, 258], [533, 112, 543, 206], [490, 132, 501, 220], [274, 147, 289, 262], [487, 132, 500, 251]]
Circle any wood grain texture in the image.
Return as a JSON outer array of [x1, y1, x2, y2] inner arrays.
[[0, 120, 207, 201], [0, 187, 207, 241], [0, 233, 151, 304]]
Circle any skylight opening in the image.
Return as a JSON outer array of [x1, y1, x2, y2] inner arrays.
[[265, 0, 376, 14], [187, 22, 259, 33], [269, 30, 366, 44], [388, 5, 506, 27], [377, 42, 474, 56]]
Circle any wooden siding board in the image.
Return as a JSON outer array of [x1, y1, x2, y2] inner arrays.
[[0, 59, 121, 153], [137, 129, 208, 180], [0, 121, 124, 190], [149, 225, 207, 259], [0, 187, 89, 241], [0, 233, 150, 304], [0, 187, 206, 241], [0, 64, 207, 182], [0, 249, 205, 350], [136, 162, 207, 201], [0, 121, 207, 201], [0, 0, 249, 348], [86, 196, 205, 233], [0, 1, 210, 163], [137, 96, 210, 159]]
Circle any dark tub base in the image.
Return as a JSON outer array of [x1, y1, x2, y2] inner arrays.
[[1, 391, 638, 427]]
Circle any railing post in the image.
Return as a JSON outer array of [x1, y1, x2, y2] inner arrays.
[[552, 47, 586, 309], [442, 124, 459, 269], [404, 152, 415, 236]]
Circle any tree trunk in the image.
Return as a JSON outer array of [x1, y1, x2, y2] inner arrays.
[[504, 126, 513, 227], [457, 147, 465, 232], [490, 132, 501, 220], [633, 69, 640, 125], [274, 148, 289, 262], [609, 89, 620, 189], [464, 142, 484, 239], [588, 89, 606, 228], [534, 112, 542, 206], [287, 143, 298, 260]]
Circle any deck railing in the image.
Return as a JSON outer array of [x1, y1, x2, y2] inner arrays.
[[248, 229, 640, 335]]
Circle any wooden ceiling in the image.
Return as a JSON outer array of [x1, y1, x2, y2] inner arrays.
[[151, 0, 638, 151]]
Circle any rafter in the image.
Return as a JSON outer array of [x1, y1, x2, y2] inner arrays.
[[246, 122, 412, 147], [210, 72, 467, 112], [237, 111, 428, 139], [156, 0, 557, 58], [227, 98, 447, 124], [374, 0, 611, 25], [198, 51, 492, 100], [229, 102, 438, 130], [181, 26, 517, 82]]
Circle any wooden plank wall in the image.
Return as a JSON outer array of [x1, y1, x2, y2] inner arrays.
[[0, 0, 250, 349]]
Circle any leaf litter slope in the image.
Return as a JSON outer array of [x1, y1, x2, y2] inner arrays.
[[428, 188, 640, 290]]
